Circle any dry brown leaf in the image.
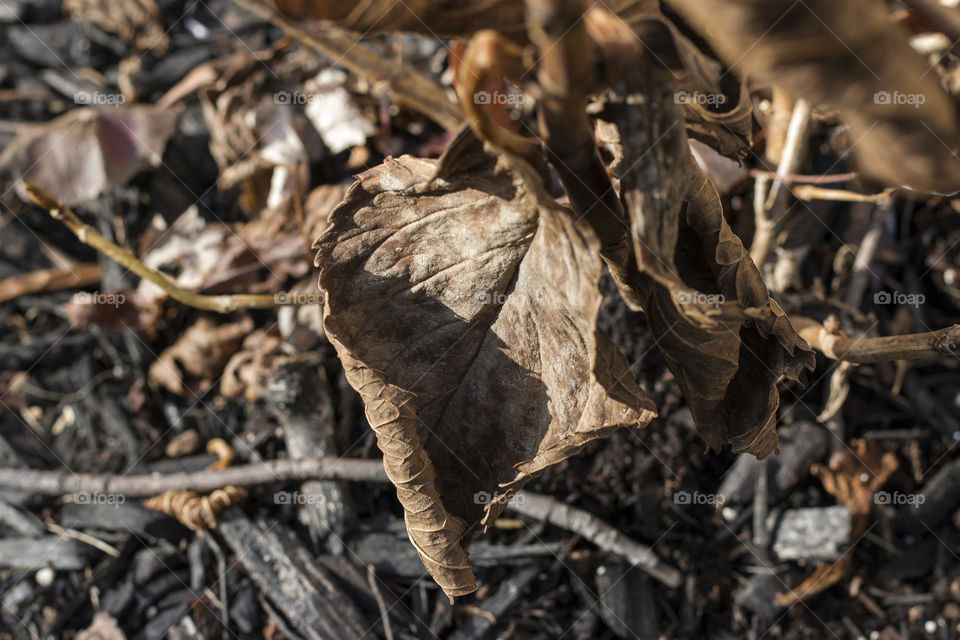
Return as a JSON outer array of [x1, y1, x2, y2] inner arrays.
[[777, 439, 898, 605], [145, 438, 246, 529], [221, 329, 313, 402], [812, 438, 899, 529], [0, 105, 180, 206], [601, 63, 814, 457], [64, 0, 168, 54], [135, 207, 309, 310], [679, 76, 754, 160], [774, 556, 852, 607], [314, 133, 655, 598], [148, 316, 254, 396], [63, 289, 163, 336], [667, 0, 960, 193], [144, 486, 247, 530]]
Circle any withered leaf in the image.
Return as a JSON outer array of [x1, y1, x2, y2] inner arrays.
[[679, 76, 754, 160], [603, 63, 814, 457], [0, 105, 180, 206], [149, 316, 254, 396], [667, 0, 960, 193], [778, 439, 899, 606], [314, 134, 655, 597]]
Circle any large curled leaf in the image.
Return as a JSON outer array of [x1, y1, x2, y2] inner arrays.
[[314, 134, 655, 598], [667, 0, 960, 194], [601, 62, 814, 457]]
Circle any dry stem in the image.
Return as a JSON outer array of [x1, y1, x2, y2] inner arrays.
[[792, 316, 960, 363], [0, 456, 682, 587], [25, 183, 307, 313]]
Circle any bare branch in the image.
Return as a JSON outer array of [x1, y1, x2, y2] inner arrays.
[[0, 456, 682, 587], [792, 316, 960, 362]]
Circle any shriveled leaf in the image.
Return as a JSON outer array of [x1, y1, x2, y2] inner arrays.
[[667, 0, 960, 193], [602, 62, 814, 457], [812, 439, 899, 528], [221, 329, 310, 402], [778, 439, 898, 606], [148, 316, 254, 396], [196, 44, 326, 215], [0, 105, 180, 206], [679, 76, 753, 160], [314, 134, 655, 597]]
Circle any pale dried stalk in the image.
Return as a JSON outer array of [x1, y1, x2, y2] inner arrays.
[[792, 316, 960, 363], [751, 98, 811, 266], [25, 184, 305, 313], [790, 185, 894, 204]]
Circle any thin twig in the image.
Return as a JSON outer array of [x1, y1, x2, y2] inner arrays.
[[792, 316, 960, 363], [0, 457, 389, 496], [751, 98, 811, 266], [367, 565, 395, 640], [507, 492, 682, 588], [790, 185, 894, 204], [748, 170, 858, 184], [45, 520, 120, 557], [24, 183, 307, 313], [0, 263, 103, 304], [0, 456, 683, 587]]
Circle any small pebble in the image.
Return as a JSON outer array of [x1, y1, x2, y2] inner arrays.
[[35, 567, 54, 587]]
